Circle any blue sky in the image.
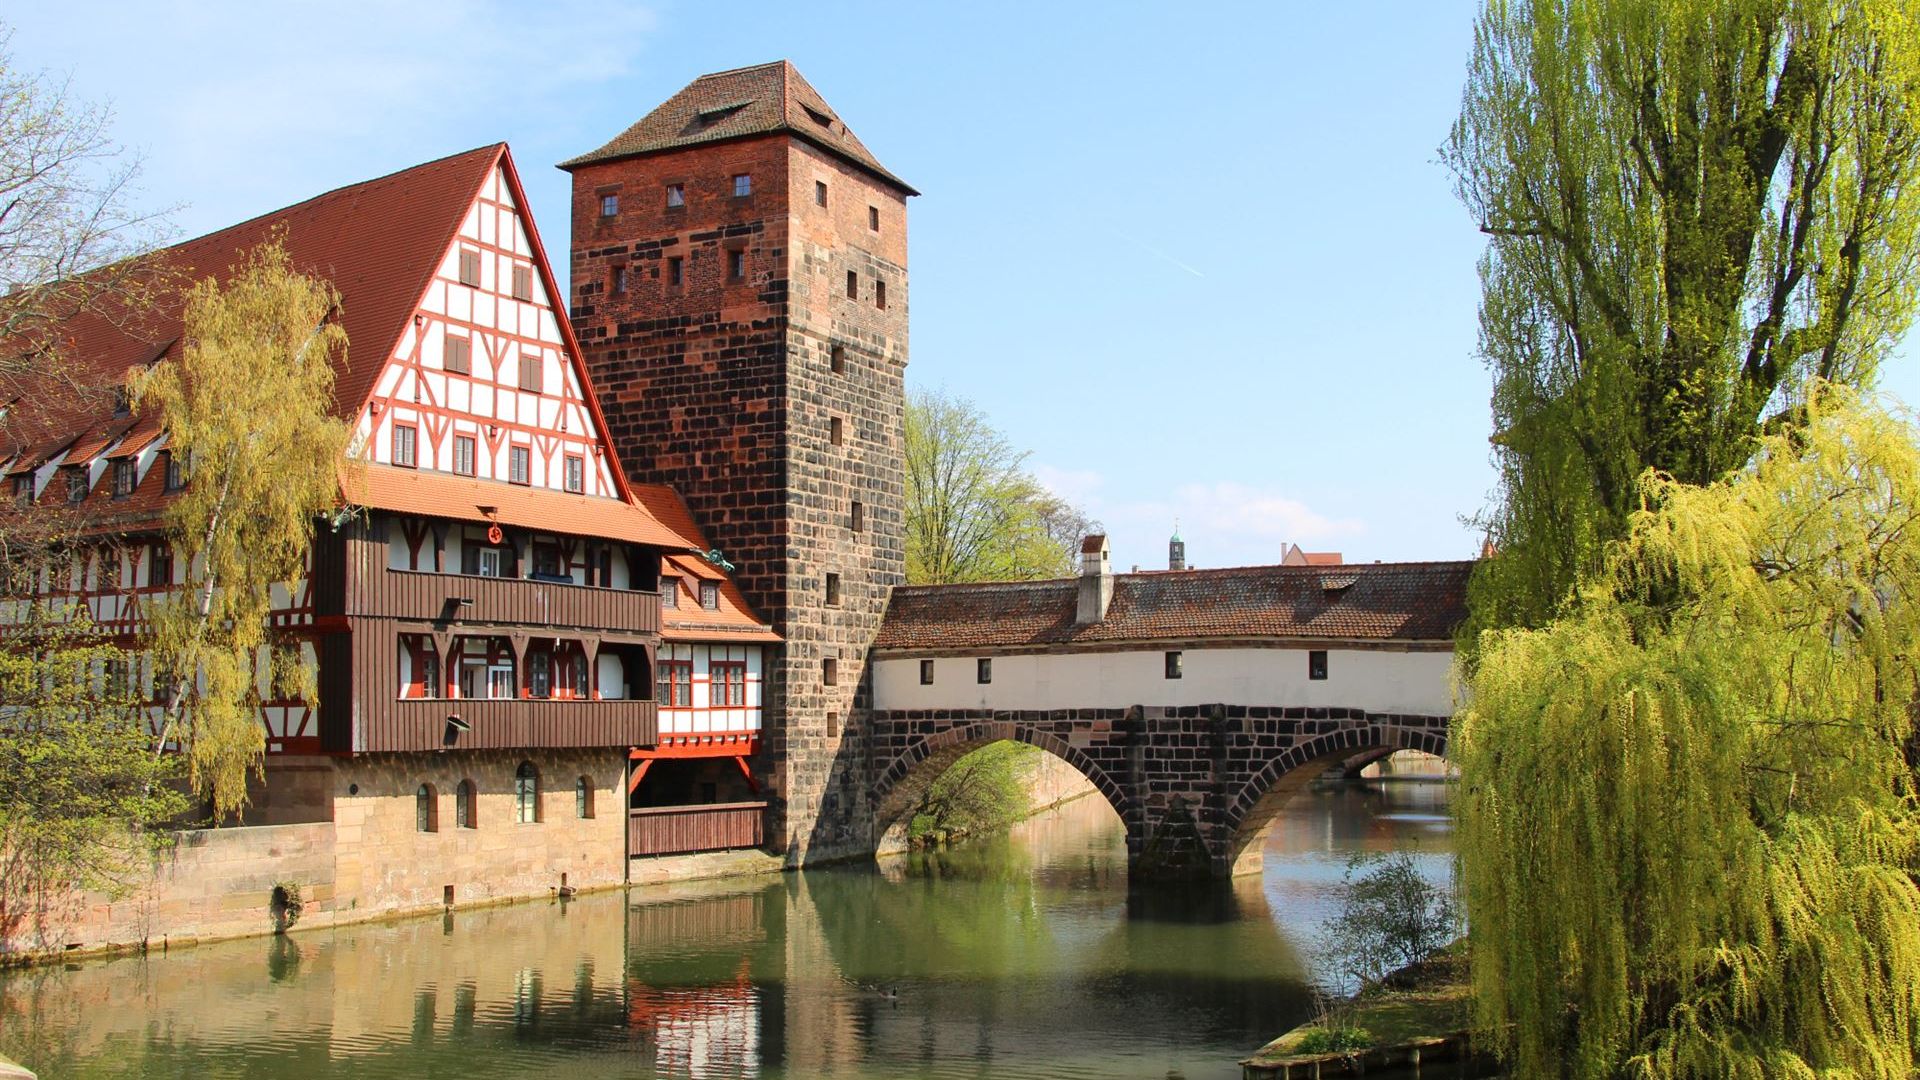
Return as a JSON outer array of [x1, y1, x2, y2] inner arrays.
[[13, 3, 1917, 574]]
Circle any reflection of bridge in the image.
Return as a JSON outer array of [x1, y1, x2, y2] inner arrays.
[[862, 705, 1448, 879]]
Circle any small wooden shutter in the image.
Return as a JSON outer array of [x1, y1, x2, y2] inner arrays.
[[512, 266, 532, 301], [446, 337, 471, 374], [458, 249, 480, 287], [519, 354, 542, 393]]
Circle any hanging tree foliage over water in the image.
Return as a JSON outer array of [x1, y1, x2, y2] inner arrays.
[[1447, 0, 1920, 638], [1455, 385, 1920, 1078], [132, 239, 352, 817]]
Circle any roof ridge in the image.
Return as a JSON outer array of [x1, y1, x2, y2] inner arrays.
[[694, 60, 789, 81]]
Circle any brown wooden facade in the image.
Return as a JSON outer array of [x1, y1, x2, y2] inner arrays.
[[627, 800, 768, 857]]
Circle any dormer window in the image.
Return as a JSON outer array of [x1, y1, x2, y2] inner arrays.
[[111, 459, 135, 499], [700, 580, 719, 610], [13, 474, 32, 504], [164, 451, 187, 492], [112, 387, 131, 418], [65, 467, 87, 504], [661, 575, 680, 608]]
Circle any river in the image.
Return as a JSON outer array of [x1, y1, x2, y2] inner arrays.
[[0, 778, 1454, 1079]]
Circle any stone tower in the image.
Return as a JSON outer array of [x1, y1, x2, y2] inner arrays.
[[562, 62, 914, 862]]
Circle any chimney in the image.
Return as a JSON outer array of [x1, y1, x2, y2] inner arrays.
[[1077, 534, 1112, 624], [1168, 523, 1186, 572]]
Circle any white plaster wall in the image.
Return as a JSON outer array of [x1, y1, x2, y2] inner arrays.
[[873, 647, 1456, 715]]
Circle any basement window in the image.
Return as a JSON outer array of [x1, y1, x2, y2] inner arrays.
[[1308, 650, 1328, 681], [665, 183, 685, 208], [977, 658, 992, 684], [920, 659, 934, 685], [732, 174, 752, 198], [1165, 651, 1183, 679]]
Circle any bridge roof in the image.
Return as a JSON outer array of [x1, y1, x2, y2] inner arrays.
[[874, 560, 1474, 652]]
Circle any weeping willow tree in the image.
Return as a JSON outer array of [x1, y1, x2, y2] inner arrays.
[[1455, 385, 1920, 1078], [1448, 0, 1920, 641], [131, 239, 352, 816]]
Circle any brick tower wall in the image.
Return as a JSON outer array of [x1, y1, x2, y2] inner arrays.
[[568, 135, 909, 862]]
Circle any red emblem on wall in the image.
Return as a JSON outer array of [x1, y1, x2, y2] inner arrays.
[[487, 524, 503, 545]]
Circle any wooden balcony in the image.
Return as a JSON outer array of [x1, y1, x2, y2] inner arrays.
[[350, 568, 659, 637], [363, 697, 657, 753], [628, 801, 767, 858]]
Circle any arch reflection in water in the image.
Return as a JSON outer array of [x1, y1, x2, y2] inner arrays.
[[0, 780, 1452, 1080]]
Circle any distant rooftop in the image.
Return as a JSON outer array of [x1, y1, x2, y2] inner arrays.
[[560, 60, 917, 195]]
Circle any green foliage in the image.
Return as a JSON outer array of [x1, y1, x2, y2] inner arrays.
[[1318, 852, 1460, 992], [131, 238, 353, 817], [1448, 0, 1920, 639], [906, 741, 1039, 844], [0, 603, 188, 945], [1293, 1026, 1374, 1055], [1455, 386, 1920, 1078], [905, 388, 1098, 585]]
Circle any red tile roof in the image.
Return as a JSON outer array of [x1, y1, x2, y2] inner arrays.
[[560, 61, 916, 195], [873, 561, 1475, 652], [347, 464, 694, 550], [660, 552, 779, 643]]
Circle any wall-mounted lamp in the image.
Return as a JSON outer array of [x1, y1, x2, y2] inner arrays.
[[445, 713, 470, 732]]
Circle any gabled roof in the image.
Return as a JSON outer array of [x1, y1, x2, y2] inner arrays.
[[560, 61, 917, 195], [347, 465, 695, 550], [873, 561, 1475, 652], [632, 483, 777, 642]]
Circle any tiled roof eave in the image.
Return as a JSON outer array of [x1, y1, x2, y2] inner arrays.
[[559, 127, 918, 196], [872, 633, 1458, 657]]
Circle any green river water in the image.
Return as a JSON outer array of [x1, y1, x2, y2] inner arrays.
[[0, 779, 1453, 1079]]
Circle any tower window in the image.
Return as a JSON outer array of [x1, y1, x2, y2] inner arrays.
[[445, 335, 471, 374], [728, 248, 746, 280], [977, 658, 992, 684], [458, 248, 480, 287], [508, 446, 530, 485], [875, 280, 886, 310], [845, 270, 858, 299], [830, 344, 846, 373], [700, 580, 719, 610], [611, 265, 628, 295], [815, 180, 828, 207], [668, 257, 684, 286], [919, 659, 934, 685], [732, 174, 752, 198], [565, 455, 584, 493], [665, 183, 684, 208], [600, 193, 619, 217], [1308, 650, 1329, 681], [452, 435, 476, 476], [869, 205, 879, 231], [1165, 651, 1183, 679], [850, 501, 864, 533], [830, 417, 844, 446], [823, 656, 838, 686], [392, 425, 417, 468], [511, 266, 533, 301], [824, 572, 840, 607]]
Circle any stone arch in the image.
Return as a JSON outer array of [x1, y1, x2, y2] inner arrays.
[[1218, 721, 1449, 876], [868, 720, 1129, 856]]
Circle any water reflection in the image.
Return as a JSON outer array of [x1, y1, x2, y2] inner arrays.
[[0, 780, 1452, 1080]]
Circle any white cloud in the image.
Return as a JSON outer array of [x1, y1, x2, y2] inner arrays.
[[1038, 468, 1366, 570], [1032, 463, 1104, 505]]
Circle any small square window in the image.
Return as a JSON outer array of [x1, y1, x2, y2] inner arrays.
[[661, 575, 680, 608], [111, 459, 135, 498], [823, 656, 838, 686], [919, 659, 934, 685], [824, 572, 840, 606], [700, 580, 719, 610], [868, 205, 880, 231], [519, 353, 543, 394], [875, 280, 886, 310], [164, 452, 186, 491], [508, 446, 530, 485], [665, 184, 685, 208], [445, 336, 471, 374], [732, 174, 752, 198], [565, 455, 584, 493], [815, 180, 828, 207], [392, 425, 417, 468], [845, 270, 858, 299], [668, 256, 684, 286], [830, 417, 844, 446], [850, 500, 864, 532], [728, 248, 745, 280], [611, 265, 628, 295], [977, 658, 992, 684], [511, 266, 533, 301], [600, 193, 619, 217], [452, 435, 476, 476], [1308, 650, 1329, 681], [830, 344, 846, 373], [1165, 651, 1183, 679], [458, 249, 480, 287]]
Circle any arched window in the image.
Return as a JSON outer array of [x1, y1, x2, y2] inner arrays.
[[575, 776, 594, 819], [515, 761, 540, 824], [416, 783, 438, 833], [456, 779, 476, 829]]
